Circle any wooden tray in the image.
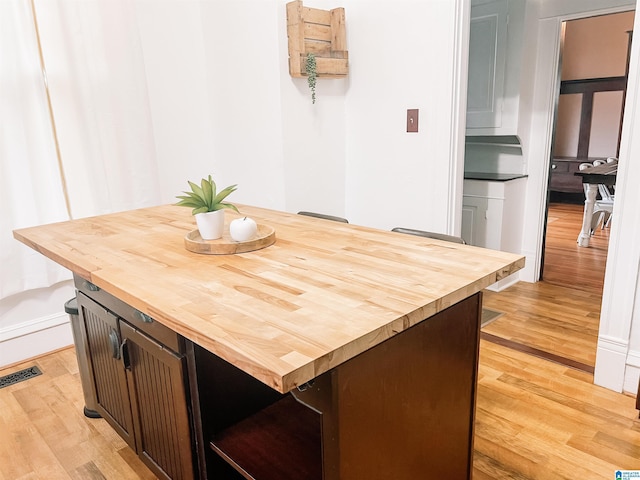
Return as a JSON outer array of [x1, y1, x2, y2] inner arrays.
[[184, 224, 276, 255]]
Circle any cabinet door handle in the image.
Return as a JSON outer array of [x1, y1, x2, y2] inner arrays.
[[134, 310, 154, 323], [109, 329, 121, 360], [83, 280, 100, 292], [121, 339, 131, 370]]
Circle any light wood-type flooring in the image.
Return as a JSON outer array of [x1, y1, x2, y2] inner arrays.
[[1, 203, 638, 479], [482, 202, 610, 370], [542, 202, 610, 293]]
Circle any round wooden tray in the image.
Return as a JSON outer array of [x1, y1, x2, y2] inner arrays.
[[184, 224, 276, 255]]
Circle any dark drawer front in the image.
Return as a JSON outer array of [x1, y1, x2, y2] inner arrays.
[[552, 161, 569, 173], [568, 161, 584, 174], [74, 275, 183, 354]]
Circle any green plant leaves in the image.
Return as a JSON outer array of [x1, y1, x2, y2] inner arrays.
[[191, 206, 209, 215], [216, 202, 240, 214], [187, 180, 204, 199], [175, 175, 239, 215], [306, 53, 317, 104], [201, 176, 215, 209], [213, 184, 237, 204]]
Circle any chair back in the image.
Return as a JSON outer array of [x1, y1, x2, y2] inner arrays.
[[298, 211, 349, 223], [391, 227, 465, 244], [598, 184, 614, 202]]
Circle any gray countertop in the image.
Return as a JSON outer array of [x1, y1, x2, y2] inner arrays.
[[464, 172, 528, 181]]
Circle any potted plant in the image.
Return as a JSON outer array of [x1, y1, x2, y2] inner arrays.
[[176, 175, 239, 240]]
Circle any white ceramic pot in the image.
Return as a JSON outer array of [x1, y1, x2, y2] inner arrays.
[[195, 210, 225, 240]]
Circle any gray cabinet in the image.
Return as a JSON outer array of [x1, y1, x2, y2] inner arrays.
[[466, 0, 525, 136], [462, 178, 526, 290], [466, 0, 508, 130]]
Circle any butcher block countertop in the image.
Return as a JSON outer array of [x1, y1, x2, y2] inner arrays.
[[14, 204, 524, 393]]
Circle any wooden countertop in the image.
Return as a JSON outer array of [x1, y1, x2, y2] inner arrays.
[[14, 204, 524, 393]]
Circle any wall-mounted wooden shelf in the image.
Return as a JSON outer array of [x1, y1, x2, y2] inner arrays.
[[286, 0, 348, 78]]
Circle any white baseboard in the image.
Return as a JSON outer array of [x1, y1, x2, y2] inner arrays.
[[0, 313, 73, 368], [623, 365, 640, 395], [594, 334, 629, 392], [624, 349, 640, 395]]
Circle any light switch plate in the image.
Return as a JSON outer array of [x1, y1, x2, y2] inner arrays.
[[407, 109, 419, 133]]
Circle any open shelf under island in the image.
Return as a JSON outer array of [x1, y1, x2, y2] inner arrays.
[[14, 204, 524, 480]]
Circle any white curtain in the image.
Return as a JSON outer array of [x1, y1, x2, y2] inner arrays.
[[1, 0, 162, 300], [35, 0, 162, 219], [0, 0, 71, 299]]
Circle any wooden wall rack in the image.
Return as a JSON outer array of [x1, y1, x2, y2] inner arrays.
[[286, 0, 348, 78]]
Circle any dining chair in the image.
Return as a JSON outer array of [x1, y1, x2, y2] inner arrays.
[[579, 162, 614, 233], [297, 211, 349, 223], [596, 183, 614, 229], [391, 227, 466, 244]]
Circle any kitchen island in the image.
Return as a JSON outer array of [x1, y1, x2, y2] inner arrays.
[[14, 204, 524, 480]]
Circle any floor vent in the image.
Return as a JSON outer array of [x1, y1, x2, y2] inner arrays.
[[0, 366, 43, 389]]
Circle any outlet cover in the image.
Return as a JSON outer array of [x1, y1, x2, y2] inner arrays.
[[407, 109, 419, 133]]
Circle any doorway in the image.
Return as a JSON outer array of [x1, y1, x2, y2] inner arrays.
[[541, 10, 634, 289]]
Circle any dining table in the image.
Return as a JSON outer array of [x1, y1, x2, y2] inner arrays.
[[574, 159, 617, 247]]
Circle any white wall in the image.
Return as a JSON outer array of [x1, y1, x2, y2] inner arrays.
[[136, 0, 347, 216], [344, 1, 468, 233], [279, 0, 348, 216], [141, 0, 467, 231], [625, 283, 640, 393], [0, 280, 74, 367]]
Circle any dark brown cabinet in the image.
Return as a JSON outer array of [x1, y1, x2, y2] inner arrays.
[[194, 292, 482, 480], [77, 284, 194, 480], [79, 293, 136, 447]]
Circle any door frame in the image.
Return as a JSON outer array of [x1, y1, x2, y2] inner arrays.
[[521, 4, 634, 285], [522, 3, 638, 393]]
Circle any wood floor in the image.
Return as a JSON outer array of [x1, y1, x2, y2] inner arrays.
[[1, 203, 638, 479], [482, 202, 610, 370], [541, 202, 610, 293]]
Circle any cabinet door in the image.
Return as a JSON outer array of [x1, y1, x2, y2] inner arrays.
[[466, 0, 508, 129], [120, 321, 194, 480], [461, 196, 488, 247], [77, 292, 135, 448]]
